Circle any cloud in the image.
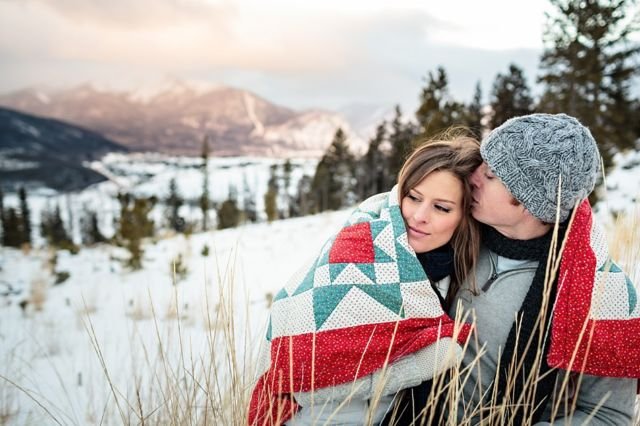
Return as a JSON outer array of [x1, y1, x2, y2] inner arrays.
[[0, 1, 543, 109], [0, 0, 357, 72], [24, 0, 236, 30]]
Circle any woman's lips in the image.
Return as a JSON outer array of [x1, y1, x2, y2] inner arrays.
[[408, 226, 429, 237]]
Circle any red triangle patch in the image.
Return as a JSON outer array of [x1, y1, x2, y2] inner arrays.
[[329, 222, 375, 264]]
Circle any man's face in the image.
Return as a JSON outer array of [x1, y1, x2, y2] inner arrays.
[[469, 162, 526, 229]]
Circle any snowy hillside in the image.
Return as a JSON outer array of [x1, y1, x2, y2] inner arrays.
[[597, 149, 640, 215], [0, 209, 351, 424], [1, 148, 639, 424]]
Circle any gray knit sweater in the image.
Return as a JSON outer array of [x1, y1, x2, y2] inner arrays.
[[450, 246, 636, 425]]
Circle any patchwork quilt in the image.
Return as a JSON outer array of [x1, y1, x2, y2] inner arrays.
[[248, 186, 471, 425]]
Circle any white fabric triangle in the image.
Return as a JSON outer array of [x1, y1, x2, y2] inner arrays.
[[318, 286, 401, 332], [333, 263, 374, 285], [374, 224, 396, 260], [271, 290, 315, 338]]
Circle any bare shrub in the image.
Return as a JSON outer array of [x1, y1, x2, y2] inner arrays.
[[29, 276, 48, 312]]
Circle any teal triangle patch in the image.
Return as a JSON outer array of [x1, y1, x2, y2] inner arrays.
[[292, 265, 316, 296], [313, 285, 353, 330], [266, 317, 273, 341], [317, 242, 332, 267], [375, 246, 395, 264], [273, 287, 289, 302], [626, 275, 637, 315], [356, 263, 377, 283], [369, 220, 389, 240], [609, 261, 623, 273], [356, 284, 404, 317], [598, 259, 623, 273], [389, 207, 406, 238], [329, 263, 349, 281], [397, 248, 426, 282]]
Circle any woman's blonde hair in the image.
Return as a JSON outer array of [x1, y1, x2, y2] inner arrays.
[[397, 128, 481, 302]]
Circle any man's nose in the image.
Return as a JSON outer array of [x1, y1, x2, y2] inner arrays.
[[470, 166, 482, 188]]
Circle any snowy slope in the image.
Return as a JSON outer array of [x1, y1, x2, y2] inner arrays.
[[0, 209, 351, 424], [1, 149, 639, 424]]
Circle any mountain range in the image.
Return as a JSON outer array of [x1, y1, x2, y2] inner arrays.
[[0, 107, 127, 191], [0, 82, 370, 157]]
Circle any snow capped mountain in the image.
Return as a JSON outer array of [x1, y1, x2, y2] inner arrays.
[[0, 81, 366, 158], [337, 103, 396, 140], [128, 79, 227, 104], [262, 109, 367, 157]]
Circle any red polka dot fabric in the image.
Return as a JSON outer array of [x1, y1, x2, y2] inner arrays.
[[548, 200, 640, 377]]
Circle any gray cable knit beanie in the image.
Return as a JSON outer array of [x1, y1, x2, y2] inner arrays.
[[481, 113, 600, 223]]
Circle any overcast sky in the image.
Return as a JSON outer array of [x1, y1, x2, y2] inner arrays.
[[0, 0, 555, 111]]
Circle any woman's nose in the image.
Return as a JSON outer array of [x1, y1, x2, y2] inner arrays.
[[413, 204, 430, 223]]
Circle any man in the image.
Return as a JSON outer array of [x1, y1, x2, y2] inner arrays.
[[388, 114, 639, 425]]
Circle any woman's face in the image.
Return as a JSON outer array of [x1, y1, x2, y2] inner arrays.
[[401, 170, 464, 254]]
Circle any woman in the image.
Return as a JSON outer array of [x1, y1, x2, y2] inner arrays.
[[249, 131, 481, 426]]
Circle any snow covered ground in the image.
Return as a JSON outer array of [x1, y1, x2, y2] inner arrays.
[[598, 149, 640, 215], [1, 150, 639, 424], [0, 208, 351, 424]]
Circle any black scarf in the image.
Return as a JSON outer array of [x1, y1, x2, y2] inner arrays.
[[417, 244, 455, 310], [482, 223, 567, 424]]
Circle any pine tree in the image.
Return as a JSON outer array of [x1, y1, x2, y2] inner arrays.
[[359, 121, 387, 199], [538, 0, 640, 167], [200, 135, 211, 231], [3, 208, 21, 247], [387, 106, 416, 188], [81, 210, 105, 245], [242, 173, 258, 223], [282, 159, 293, 218], [166, 178, 185, 233], [264, 164, 279, 222], [293, 174, 313, 217], [415, 67, 466, 139], [41, 204, 74, 250], [133, 197, 156, 239], [217, 198, 241, 229], [634, 100, 640, 146], [310, 128, 356, 212], [464, 82, 485, 138], [489, 63, 534, 129], [18, 187, 31, 246], [116, 193, 155, 269], [0, 187, 5, 245]]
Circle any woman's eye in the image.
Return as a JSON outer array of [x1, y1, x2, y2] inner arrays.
[[408, 194, 419, 202], [485, 174, 494, 180], [435, 205, 451, 213]]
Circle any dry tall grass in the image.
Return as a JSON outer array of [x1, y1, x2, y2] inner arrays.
[[245, 204, 640, 425], [1, 206, 639, 425]]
